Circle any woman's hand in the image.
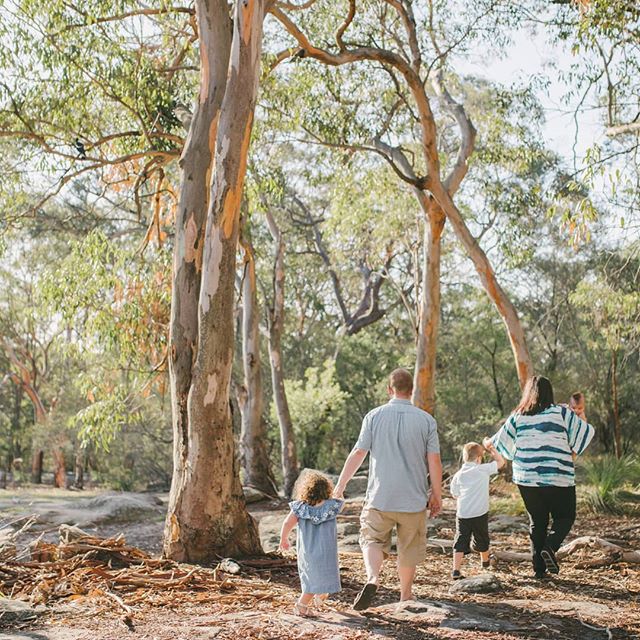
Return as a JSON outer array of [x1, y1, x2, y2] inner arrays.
[[279, 538, 290, 552]]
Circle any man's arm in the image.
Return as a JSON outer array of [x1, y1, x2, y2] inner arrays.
[[333, 448, 368, 499], [427, 451, 442, 517]]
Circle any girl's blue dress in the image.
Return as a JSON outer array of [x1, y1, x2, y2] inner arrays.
[[290, 498, 343, 594]]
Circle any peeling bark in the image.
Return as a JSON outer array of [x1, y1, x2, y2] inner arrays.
[[239, 227, 277, 495], [265, 210, 299, 498], [164, 0, 264, 562]]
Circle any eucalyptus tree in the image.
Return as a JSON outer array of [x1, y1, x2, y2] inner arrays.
[[534, 0, 640, 234], [1, 0, 269, 559], [269, 0, 534, 408], [237, 219, 277, 496], [165, 0, 267, 560]]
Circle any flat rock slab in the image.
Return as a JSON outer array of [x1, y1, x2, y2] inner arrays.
[[448, 573, 502, 594], [12, 493, 165, 529], [489, 515, 528, 532], [0, 598, 46, 622], [502, 598, 615, 618]]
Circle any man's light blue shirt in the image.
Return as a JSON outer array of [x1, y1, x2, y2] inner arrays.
[[355, 398, 440, 512]]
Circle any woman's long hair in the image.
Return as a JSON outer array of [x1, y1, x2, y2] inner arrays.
[[516, 376, 555, 415]]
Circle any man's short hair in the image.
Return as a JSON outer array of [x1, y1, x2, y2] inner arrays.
[[389, 368, 413, 395], [463, 442, 484, 462]]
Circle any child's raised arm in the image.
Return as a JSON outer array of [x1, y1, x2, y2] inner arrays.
[[485, 444, 506, 469], [279, 510, 298, 551]]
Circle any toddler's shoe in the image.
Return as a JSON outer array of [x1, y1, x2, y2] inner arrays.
[[452, 570, 465, 580]]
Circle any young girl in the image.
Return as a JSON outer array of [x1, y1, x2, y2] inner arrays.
[[279, 471, 343, 616]]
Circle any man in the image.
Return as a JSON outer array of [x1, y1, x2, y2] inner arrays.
[[333, 368, 442, 610]]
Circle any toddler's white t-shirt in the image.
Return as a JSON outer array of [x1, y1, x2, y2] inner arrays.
[[450, 461, 498, 519]]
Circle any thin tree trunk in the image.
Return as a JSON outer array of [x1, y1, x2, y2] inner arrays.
[[52, 449, 66, 488], [412, 195, 445, 414], [9, 384, 23, 473], [31, 450, 43, 485], [428, 182, 533, 388], [164, 0, 265, 562], [239, 229, 277, 495], [271, 14, 534, 389], [74, 447, 85, 489], [611, 349, 622, 459], [266, 210, 299, 498]]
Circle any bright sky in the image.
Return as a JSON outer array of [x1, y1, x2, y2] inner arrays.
[[459, 26, 603, 171]]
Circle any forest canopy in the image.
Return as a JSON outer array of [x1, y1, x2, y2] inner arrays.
[[0, 0, 639, 557]]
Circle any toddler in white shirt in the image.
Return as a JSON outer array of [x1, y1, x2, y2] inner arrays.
[[450, 441, 505, 579]]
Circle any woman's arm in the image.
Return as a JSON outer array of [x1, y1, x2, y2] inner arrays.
[[279, 511, 298, 551], [485, 415, 517, 461], [564, 409, 595, 456]]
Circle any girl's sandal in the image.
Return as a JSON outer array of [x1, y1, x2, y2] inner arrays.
[[313, 594, 328, 609], [293, 600, 315, 617]]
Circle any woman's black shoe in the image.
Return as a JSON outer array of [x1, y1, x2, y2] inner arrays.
[[534, 570, 549, 580], [541, 547, 560, 574]]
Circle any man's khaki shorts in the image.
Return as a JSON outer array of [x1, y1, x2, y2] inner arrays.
[[359, 506, 427, 567]]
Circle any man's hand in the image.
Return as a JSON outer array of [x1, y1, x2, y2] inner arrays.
[[279, 538, 290, 552], [428, 492, 442, 518]]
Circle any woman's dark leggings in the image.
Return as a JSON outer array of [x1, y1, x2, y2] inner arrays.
[[517, 485, 576, 574]]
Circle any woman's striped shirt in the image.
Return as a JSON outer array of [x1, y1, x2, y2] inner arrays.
[[490, 405, 595, 487]]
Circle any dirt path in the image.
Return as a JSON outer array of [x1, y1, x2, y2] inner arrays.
[[1, 488, 639, 640]]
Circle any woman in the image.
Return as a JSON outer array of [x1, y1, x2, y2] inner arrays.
[[484, 376, 595, 579]]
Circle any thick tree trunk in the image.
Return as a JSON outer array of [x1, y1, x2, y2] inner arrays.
[[239, 230, 277, 495], [164, 0, 265, 562], [412, 195, 445, 414], [611, 349, 622, 459], [266, 210, 299, 498], [31, 449, 43, 484]]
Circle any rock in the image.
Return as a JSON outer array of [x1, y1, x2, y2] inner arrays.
[[219, 558, 241, 575], [339, 534, 361, 550], [36, 492, 164, 528], [448, 573, 502, 594], [502, 599, 614, 617], [0, 598, 46, 622], [489, 515, 528, 533], [258, 514, 282, 552], [337, 521, 359, 536], [243, 486, 271, 504], [380, 598, 522, 633], [344, 475, 368, 498]]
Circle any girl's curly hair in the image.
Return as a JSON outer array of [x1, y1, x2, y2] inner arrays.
[[295, 471, 334, 506]]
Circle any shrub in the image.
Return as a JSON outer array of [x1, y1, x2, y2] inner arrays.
[[581, 455, 640, 513]]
